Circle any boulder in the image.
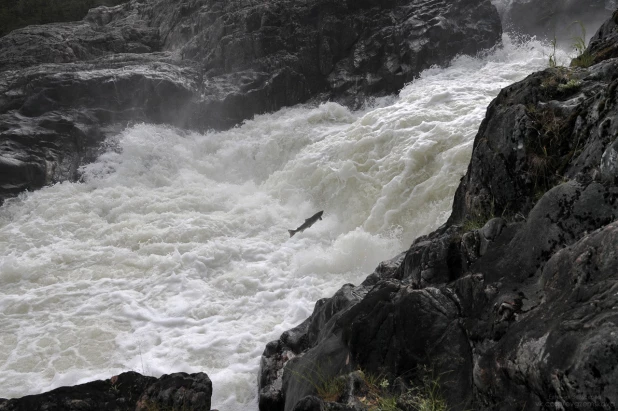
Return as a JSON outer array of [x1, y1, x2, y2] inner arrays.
[[259, 277, 474, 411]]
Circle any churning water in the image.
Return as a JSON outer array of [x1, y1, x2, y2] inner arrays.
[[0, 35, 568, 409]]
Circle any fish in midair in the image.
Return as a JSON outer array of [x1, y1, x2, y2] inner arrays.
[[288, 211, 324, 237]]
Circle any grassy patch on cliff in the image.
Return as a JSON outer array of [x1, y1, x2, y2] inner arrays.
[[524, 98, 581, 198], [358, 368, 450, 411], [290, 361, 347, 403], [297, 367, 450, 411], [0, 0, 127, 36], [569, 21, 594, 68]]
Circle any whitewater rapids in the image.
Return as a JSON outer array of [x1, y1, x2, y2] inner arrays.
[[0, 36, 568, 410]]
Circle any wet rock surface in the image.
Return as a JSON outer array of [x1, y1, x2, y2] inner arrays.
[[495, 0, 611, 41], [0, 371, 213, 411], [259, 12, 618, 411], [0, 0, 501, 204], [587, 10, 618, 66], [449, 55, 618, 225]]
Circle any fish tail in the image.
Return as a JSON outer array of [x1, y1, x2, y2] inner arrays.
[[288, 230, 296, 237]]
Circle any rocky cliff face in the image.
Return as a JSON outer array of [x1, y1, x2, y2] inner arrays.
[[259, 11, 618, 411], [0, 0, 501, 205]]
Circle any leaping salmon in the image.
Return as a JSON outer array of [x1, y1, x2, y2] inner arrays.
[[288, 211, 324, 237]]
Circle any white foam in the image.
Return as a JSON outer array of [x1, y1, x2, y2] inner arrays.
[[0, 34, 559, 409]]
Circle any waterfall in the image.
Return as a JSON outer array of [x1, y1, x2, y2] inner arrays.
[[0, 35, 569, 410]]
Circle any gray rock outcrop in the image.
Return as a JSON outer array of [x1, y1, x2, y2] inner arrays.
[[0, 371, 213, 411], [0, 0, 502, 204]]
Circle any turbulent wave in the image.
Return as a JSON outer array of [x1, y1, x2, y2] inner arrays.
[[0, 35, 568, 410]]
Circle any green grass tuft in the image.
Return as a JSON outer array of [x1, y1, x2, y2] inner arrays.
[[290, 361, 346, 403], [398, 366, 450, 411], [316, 376, 346, 402], [557, 78, 582, 92], [569, 21, 594, 68], [548, 35, 558, 68]]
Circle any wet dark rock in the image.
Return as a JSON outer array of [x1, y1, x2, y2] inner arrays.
[[0, 0, 502, 204], [489, 181, 618, 281], [291, 395, 325, 411], [259, 275, 474, 410], [260, 12, 618, 411], [469, 221, 618, 410], [449, 57, 618, 225], [345, 286, 473, 409], [496, 0, 611, 42], [0, 371, 212, 411], [393, 225, 464, 286], [0, 55, 200, 202], [586, 10, 618, 66], [136, 372, 212, 411], [0, 3, 160, 71]]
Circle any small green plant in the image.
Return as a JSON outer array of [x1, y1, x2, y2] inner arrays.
[[571, 53, 594, 68], [461, 196, 495, 232], [461, 215, 487, 232], [523, 102, 583, 201], [557, 78, 581, 92], [316, 376, 346, 402], [540, 74, 560, 91], [357, 370, 399, 411], [399, 366, 449, 411], [311, 366, 453, 411], [570, 21, 594, 68], [109, 382, 121, 394], [290, 361, 346, 403], [571, 21, 587, 55], [527, 104, 562, 143], [548, 35, 558, 68], [404, 380, 448, 411], [539, 68, 582, 99], [375, 396, 400, 411], [525, 104, 563, 192]]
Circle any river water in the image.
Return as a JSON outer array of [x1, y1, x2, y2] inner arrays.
[[0, 35, 567, 409]]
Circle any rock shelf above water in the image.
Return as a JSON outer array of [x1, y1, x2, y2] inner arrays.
[[0, 372, 213, 411]]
